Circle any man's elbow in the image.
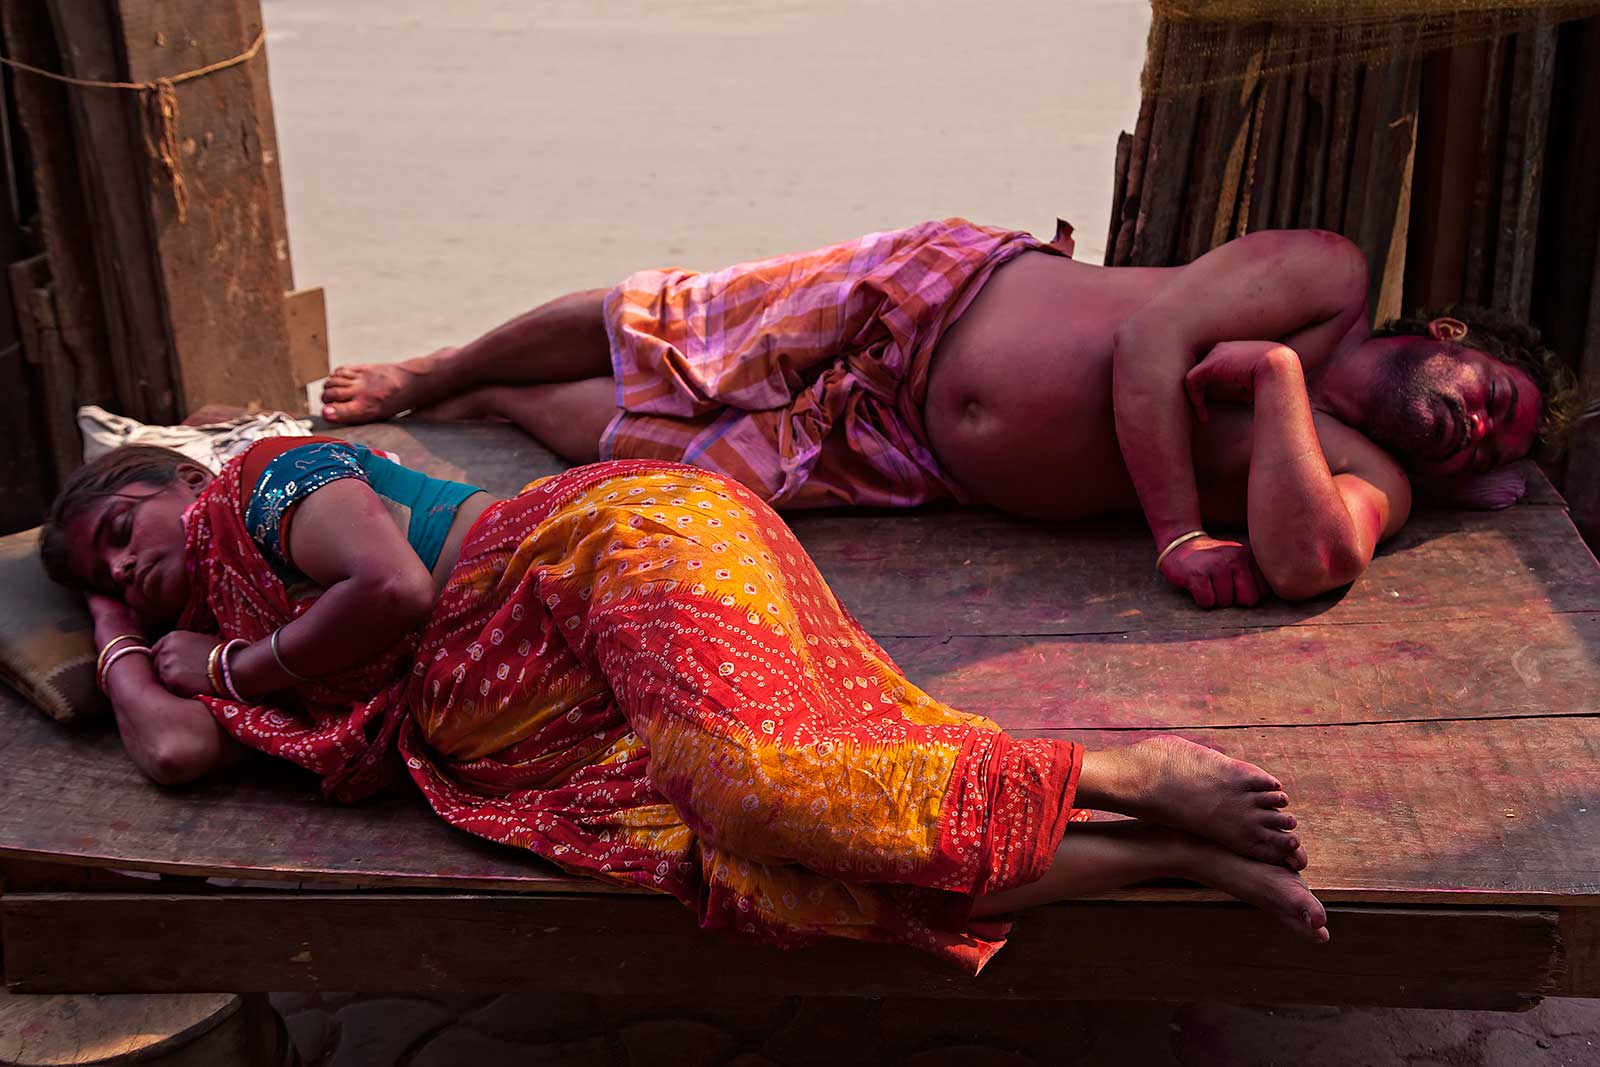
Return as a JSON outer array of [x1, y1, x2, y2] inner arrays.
[[1264, 542, 1368, 601]]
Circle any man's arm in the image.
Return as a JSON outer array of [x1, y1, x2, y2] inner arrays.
[[1242, 348, 1411, 599], [1111, 230, 1369, 600]]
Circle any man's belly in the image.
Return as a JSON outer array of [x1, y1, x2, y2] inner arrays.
[[928, 393, 1141, 520], [923, 253, 1140, 520]]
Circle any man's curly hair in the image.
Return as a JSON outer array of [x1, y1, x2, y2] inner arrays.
[[1373, 305, 1585, 456]]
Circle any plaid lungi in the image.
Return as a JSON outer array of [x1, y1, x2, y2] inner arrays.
[[598, 218, 1072, 509]]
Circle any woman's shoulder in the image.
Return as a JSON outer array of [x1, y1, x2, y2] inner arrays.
[[239, 435, 352, 491]]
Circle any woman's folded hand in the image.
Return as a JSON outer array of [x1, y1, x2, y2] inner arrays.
[[151, 630, 223, 698]]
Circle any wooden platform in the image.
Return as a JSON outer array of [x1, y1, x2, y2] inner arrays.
[[2, 422, 1597, 1007]]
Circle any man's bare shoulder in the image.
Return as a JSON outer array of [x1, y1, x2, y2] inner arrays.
[[1313, 412, 1413, 534], [1313, 412, 1404, 477], [1193, 230, 1369, 315]]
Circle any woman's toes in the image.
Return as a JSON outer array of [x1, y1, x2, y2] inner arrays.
[[321, 380, 353, 401]]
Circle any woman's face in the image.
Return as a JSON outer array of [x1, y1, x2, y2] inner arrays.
[[62, 469, 208, 624]]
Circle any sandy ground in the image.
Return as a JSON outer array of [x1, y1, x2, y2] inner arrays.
[[259, 0, 1150, 371]]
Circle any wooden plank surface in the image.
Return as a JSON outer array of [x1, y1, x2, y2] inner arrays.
[[0, 894, 1561, 1009], [794, 502, 1599, 638], [884, 612, 1600, 729], [0, 423, 1594, 932], [3, 691, 1598, 904]]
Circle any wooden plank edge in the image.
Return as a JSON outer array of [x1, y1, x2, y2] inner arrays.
[[1558, 906, 1600, 995], [1, 843, 1596, 908], [0, 893, 1560, 1008]]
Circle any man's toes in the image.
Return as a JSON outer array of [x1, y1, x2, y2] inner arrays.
[[1263, 812, 1296, 831], [323, 401, 367, 424], [1257, 791, 1290, 809], [321, 380, 354, 401]]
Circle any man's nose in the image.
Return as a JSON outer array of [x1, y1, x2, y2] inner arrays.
[[1467, 411, 1486, 443]]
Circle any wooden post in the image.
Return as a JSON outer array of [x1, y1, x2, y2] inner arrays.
[[46, 0, 181, 424], [1492, 25, 1558, 318], [112, 0, 301, 413], [0, 0, 116, 418], [1405, 41, 1491, 313], [7, 258, 82, 484]]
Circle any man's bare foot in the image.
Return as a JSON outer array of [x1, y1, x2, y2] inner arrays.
[[1078, 736, 1307, 870], [321, 347, 457, 424], [1173, 830, 1330, 942]]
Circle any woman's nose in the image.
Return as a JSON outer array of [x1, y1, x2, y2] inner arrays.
[[113, 554, 136, 585]]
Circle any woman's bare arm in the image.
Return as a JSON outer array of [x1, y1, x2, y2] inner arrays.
[[90, 596, 239, 785], [226, 478, 438, 697]]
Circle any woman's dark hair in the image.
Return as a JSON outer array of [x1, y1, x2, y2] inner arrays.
[[1374, 305, 1583, 454], [39, 445, 195, 588]]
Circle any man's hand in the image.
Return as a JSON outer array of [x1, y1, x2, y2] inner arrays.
[[1159, 535, 1269, 608], [1184, 341, 1297, 422], [151, 631, 223, 698]]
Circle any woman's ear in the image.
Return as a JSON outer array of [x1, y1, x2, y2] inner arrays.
[[175, 462, 212, 494]]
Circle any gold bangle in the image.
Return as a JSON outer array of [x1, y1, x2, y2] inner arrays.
[[96, 634, 143, 678], [97, 645, 152, 691], [206, 642, 226, 696], [1155, 529, 1207, 571]]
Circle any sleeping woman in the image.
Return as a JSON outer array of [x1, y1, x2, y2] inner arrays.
[[40, 438, 1328, 970]]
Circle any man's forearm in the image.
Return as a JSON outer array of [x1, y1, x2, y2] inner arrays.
[[1247, 351, 1364, 595], [1113, 326, 1205, 549]]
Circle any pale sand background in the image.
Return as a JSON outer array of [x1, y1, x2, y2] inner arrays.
[[259, 0, 1151, 374]]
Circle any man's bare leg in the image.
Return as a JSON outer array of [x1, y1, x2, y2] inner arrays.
[[971, 820, 1330, 943], [409, 377, 618, 464], [322, 288, 613, 424]]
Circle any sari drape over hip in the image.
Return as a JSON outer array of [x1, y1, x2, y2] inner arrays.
[[180, 458, 1084, 972]]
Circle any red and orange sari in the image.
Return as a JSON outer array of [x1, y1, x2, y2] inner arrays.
[[179, 458, 1083, 972]]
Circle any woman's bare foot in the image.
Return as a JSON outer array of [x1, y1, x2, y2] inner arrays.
[[321, 347, 458, 424], [971, 820, 1328, 943], [1173, 830, 1330, 942], [1078, 736, 1307, 870]]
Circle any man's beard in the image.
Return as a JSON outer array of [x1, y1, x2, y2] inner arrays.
[[1362, 346, 1466, 465]]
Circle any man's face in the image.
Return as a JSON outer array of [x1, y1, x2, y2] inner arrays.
[[1362, 338, 1543, 480]]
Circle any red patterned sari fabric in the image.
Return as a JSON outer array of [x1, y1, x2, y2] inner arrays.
[[180, 457, 1084, 972]]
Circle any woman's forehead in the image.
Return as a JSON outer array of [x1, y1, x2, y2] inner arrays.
[[62, 484, 163, 569]]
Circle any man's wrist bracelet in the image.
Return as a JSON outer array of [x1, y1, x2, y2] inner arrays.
[[1155, 529, 1207, 571]]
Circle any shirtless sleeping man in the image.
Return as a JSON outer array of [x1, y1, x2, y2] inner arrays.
[[320, 218, 1577, 608]]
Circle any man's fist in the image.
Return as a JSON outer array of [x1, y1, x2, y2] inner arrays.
[[1183, 341, 1300, 422], [1159, 534, 1270, 608]]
